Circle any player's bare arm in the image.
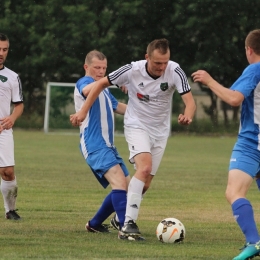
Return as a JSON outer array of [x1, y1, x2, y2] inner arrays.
[[192, 70, 244, 106], [1, 103, 24, 130], [115, 102, 127, 115], [70, 77, 110, 126], [178, 92, 196, 125]]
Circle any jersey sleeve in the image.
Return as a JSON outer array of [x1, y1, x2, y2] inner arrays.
[[107, 64, 132, 86], [11, 76, 23, 103], [76, 76, 95, 97], [173, 66, 191, 95], [230, 64, 260, 98]]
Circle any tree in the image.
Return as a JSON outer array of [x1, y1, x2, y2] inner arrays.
[[170, 0, 260, 125], [1, 0, 260, 129]]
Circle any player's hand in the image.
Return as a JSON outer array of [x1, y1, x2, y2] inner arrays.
[[0, 117, 14, 130], [119, 85, 128, 94], [178, 114, 192, 125], [70, 112, 85, 126], [191, 70, 213, 86]]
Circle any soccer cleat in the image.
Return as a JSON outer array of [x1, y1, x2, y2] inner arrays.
[[110, 214, 120, 230], [233, 241, 260, 260], [121, 220, 141, 236], [85, 221, 110, 233], [5, 209, 21, 220], [118, 230, 145, 241]]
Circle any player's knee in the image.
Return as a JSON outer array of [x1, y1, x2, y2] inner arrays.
[[225, 188, 236, 204], [139, 165, 152, 177], [0, 167, 15, 181], [110, 178, 127, 190]]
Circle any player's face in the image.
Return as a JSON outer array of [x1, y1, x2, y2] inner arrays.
[[146, 49, 170, 77], [85, 57, 107, 81], [0, 40, 9, 69]]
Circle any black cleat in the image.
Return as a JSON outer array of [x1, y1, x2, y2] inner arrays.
[[121, 220, 141, 235], [5, 209, 21, 220], [110, 214, 120, 230], [85, 221, 110, 233]]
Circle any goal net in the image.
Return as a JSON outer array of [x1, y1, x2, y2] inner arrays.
[[43, 82, 128, 133]]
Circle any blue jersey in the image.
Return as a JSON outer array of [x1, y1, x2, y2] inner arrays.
[[74, 76, 118, 158], [230, 62, 260, 150]]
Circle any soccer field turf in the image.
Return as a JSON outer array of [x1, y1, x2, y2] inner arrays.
[[1, 130, 259, 259]]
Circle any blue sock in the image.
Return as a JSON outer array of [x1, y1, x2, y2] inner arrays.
[[90, 191, 114, 227], [111, 189, 127, 229], [232, 198, 260, 243]]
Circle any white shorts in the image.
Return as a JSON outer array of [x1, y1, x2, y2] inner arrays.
[[0, 132, 14, 167], [124, 127, 168, 175]]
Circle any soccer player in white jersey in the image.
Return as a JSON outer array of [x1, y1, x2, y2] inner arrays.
[[71, 50, 132, 235], [70, 39, 196, 240], [0, 33, 24, 220], [192, 29, 260, 260]]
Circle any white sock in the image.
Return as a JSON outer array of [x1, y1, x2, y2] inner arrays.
[[1, 178, 18, 213], [125, 176, 144, 224]]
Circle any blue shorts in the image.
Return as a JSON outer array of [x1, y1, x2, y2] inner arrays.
[[86, 147, 129, 188], [229, 142, 260, 177]]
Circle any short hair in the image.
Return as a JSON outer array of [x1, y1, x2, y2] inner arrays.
[[0, 33, 9, 42], [245, 29, 260, 55], [85, 50, 107, 65], [146, 38, 170, 57]]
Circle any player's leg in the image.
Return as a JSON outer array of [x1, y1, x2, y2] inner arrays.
[[0, 134, 20, 220], [110, 174, 131, 231], [227, 144, 260, 259], [123, 137, 167, 234], [86, 148, 129, 233], [123, 127, 152, 225]]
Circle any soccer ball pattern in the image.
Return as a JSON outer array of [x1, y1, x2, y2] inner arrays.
[[156, 217, 185, 243]]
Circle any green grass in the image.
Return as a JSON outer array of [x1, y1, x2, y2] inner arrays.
[[1, 130, 259, 259]]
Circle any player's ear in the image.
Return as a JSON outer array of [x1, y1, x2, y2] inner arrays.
[[84, 64, 88, 71], [145, 53, 149, 60]]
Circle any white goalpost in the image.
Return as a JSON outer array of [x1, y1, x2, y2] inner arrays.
[[44, 82, 75, 133]]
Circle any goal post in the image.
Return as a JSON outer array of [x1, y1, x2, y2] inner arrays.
[[43, 82, 122, 133], [44, 82, 75, 133]]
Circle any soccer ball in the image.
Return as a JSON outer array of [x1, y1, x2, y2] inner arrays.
[[156, 217, 185, 243]]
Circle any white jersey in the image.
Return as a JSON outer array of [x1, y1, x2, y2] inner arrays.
[[0, 66, 23, 136], [108, 60, 191, 139]]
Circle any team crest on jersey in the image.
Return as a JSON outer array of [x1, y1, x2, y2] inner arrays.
[[0, 75, 7, 82], [137, 93, 149, 102], [160, 82, 168, 91]]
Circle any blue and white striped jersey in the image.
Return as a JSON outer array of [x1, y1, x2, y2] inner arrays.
[[230, 62, 260, 150], [74, 76, 118, 158], [107, 60, 191, 139]]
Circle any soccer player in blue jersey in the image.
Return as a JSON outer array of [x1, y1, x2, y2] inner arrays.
[[71, 50, 130, 234], [192, 29, 260, 260]]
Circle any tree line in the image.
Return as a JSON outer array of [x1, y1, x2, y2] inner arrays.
[[1, 0, 260, 128]]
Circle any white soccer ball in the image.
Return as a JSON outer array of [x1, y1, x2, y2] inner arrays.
[[156, 217, 185, 243]]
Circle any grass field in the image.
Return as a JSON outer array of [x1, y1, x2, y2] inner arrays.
[[1, 130, 260, 259]]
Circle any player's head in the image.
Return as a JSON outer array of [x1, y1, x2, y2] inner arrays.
[[145, 38, 170, 77], [0, 33, 9, 68], [245, 29, 260, 64], [84, 50, 107, 81]]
